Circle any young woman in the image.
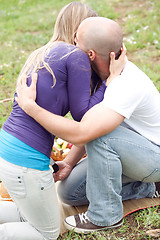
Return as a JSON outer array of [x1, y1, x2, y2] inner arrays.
[[0, 2, 106, 240]]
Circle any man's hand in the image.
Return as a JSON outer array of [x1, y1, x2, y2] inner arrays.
[[15, 73, 38, 114], [53, 161, 73, 182]]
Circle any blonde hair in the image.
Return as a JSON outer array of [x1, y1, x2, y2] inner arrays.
[[52, 1, 98, 44], [17, 1, 98, 86]]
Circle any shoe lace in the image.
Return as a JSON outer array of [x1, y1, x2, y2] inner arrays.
[[79, 212, 90, 224], [154, 190, 160, 198]]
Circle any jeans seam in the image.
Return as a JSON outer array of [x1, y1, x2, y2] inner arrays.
[[104, 141, 115, 222], [74, 181, 86, 199]]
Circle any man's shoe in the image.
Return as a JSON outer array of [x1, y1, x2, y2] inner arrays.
[[64, 212, 123, 234], [153, 182, 160, 198]]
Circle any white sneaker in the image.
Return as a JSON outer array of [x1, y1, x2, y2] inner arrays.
[[64, 212, 123, 234]]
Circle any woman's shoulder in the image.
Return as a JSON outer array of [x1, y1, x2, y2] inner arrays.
[[47, 41, 81, 58], [49, 41, 76, 54], [58, 42, 87, 58], [47, 42, 89, 67]]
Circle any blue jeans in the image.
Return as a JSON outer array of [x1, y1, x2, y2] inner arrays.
[[58, 159, 155, 206], [58, 126, 160, 226], [0, 157, 60, 240]]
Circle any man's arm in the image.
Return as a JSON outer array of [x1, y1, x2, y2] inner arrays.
[[16, 79, 124, 146], [63, 145, 86, 167]]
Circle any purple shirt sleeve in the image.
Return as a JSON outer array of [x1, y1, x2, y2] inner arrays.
[[66, 49, 106, 121]]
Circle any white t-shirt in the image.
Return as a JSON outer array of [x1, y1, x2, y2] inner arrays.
[[101, 61, 160, 145]]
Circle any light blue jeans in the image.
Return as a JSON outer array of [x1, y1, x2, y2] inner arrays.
[[58, 126, 160, 226], [0, 157, 60, 240], [58, 159, 155, 205]]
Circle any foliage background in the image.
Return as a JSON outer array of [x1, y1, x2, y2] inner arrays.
[[0, 0, 160, 128]]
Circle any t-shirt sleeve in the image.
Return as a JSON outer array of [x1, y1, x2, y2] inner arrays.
[[67, 49, 106, 121], [102, 76, 144, 119]]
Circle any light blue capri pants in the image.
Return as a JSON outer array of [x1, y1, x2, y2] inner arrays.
[[0, 157, 60, 240]]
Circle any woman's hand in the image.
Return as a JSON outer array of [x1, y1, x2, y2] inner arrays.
[[106, 43, 127, 86], [15, 73, 38, 114]]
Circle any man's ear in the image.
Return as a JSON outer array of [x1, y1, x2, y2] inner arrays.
[[88, 50, 96, 61]]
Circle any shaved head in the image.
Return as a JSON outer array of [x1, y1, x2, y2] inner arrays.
[[77, 17, 123, 61]]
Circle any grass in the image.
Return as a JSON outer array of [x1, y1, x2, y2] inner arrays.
[[58, 206, 160, 239], [0, 0, 160, 239], [0, 0, 159, 127]]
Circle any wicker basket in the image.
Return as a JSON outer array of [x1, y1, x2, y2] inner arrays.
[[50, 146, 68, 161], [0, 183, 12, 201]]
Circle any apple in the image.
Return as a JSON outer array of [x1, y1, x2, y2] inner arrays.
[[67, 143, 73, 149]]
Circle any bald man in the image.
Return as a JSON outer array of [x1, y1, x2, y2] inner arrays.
[[75, 17, 123, 80], [16, 17, 160, 234]]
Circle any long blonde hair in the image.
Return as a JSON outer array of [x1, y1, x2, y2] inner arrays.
[[17, 1, 98, 86]]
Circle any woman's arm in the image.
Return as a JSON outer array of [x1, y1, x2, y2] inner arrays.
[[67, 49, 106, 121]]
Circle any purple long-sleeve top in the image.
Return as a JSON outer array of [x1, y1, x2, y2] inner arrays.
[[3, 42, 106, 158]]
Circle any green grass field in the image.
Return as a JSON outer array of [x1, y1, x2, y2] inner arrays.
[[0, 0, 160, 127], [0, 0, 160, 239]]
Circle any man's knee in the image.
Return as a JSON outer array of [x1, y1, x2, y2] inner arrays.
[[57, 181, 74, 205]]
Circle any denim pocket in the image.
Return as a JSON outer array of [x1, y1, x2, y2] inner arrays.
[[142, 168, 160, 182], [34, 170, 54, 191], [2, 174, 26, 198]]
